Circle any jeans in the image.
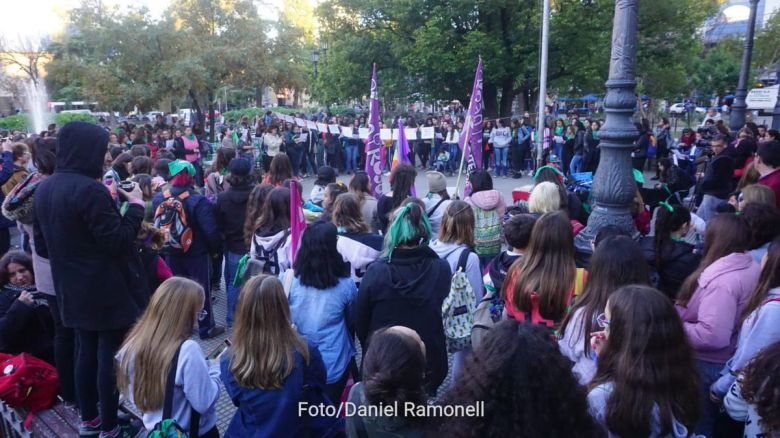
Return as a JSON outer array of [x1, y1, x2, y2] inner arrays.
[[494, 147, 508, 176], [224, 251, 245, 328], [695, 359, 724, 437], [44, 295, 77, 406], [76, 328, 127, 431], [316, 141, 325, 170], [452, 346, 472, 381], [345, 144, 358, 173], [570, 154, 583, 175], [447, 143, 460, 174], [288, 146, 302, 176], [167, 254, 215, 337]]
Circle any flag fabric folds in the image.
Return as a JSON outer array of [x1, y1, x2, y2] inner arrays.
[[365, 63, 384, 198]]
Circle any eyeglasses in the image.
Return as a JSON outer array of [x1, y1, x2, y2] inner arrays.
[[198, 309, 208, 320], [596, 313, 610, 329]]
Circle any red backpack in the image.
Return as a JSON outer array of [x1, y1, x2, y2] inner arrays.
[[0, 353, 59, 428]]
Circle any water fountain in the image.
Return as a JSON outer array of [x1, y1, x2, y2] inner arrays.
[[22, 78, 50, 134]]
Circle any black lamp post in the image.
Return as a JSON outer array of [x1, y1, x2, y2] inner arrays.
[[574, 0, 640, 254], [311, 49, 320, 79], [729, 0, 760, 133]]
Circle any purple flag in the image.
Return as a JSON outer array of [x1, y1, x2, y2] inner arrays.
[[459, 58, 484, 169], [365, 63, 383, 198], [393, 119, 416, 196]]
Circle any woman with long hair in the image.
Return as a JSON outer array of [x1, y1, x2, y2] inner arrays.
[[0, 250, 54, 364], [725, 339, 780, 438], [503, 211, 576, 328], [221, 275, 339, 437], [204, 147, 236, 199], [261, 124, 284, 172], [104, 152, 133, 183], [348, 171, 378, 229], [741, 202, 780, 264], [588, 285, 700, 437], [675, 214, 761, 436], [116, 277, 220, 438], [559, 236, 650, 385], [640, 203, 700, 299], [288, 222, 356, 403], [152, 161, 224, 340], [439, 321, 599, 437], [243, 183, 274, 249], [711, 236, 780, 403], [356, 201, 451, 394], [332, 193, 383, 288], [262, 153, 294, 187], [375, 164, 416, 232], [431, 200, 483, 377], [347, 326, 430, 437], [464, 169, 506, 268], [249, 187, 294, 276]]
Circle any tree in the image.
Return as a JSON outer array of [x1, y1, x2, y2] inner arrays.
[[693, 38, 742, 99]]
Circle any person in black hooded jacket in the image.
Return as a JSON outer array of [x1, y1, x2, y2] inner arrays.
[[355, 200, 451, 394], [640, 203, 700, 299], [33, 121, 147, 437]]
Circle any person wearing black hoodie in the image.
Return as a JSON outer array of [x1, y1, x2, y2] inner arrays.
[[215, 158, 255, 328], [33, 121, 147, 437], [355, 201, 451, 394], [484, 213, 537, 297]]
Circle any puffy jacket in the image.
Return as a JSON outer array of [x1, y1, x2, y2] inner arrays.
[[676, 252, 760, 364], [640, 237, 700, 299]]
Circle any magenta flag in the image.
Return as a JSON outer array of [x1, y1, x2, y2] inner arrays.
[[459, 58, 484, 169], [365, 64, 383, 198], [289, 180, 306, 263]]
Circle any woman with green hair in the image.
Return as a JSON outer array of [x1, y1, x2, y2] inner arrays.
[[355, 200, 452, 394]]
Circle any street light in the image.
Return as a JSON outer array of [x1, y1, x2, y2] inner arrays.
[[729, 0, 760, 133], [311, 49, 320, 79], [320, 41, 328, 59], [574, 0, 640, 255]]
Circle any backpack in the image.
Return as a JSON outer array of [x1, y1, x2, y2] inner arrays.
[[473, 208, 502, 257], [441, 249, 475, 352], [246, 230, 291, 279], [153, 191, 194, 254], [148, 343, 199, 438], [0, 353, 59, 428]]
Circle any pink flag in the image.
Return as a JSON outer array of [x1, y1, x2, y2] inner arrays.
[[289, 180, 306, 263]]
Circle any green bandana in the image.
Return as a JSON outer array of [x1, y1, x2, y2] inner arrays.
[[169, 160, 196, 177]]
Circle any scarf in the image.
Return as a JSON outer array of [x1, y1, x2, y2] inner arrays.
[[555, 126, 564, 136], [1, 172, 45, 225]]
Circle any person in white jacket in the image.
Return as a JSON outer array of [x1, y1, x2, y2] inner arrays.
[[116, 277, 221, 438], [430, 200, 483, 379], [489, 119, 513, 178], [443, 123, 461, 176]]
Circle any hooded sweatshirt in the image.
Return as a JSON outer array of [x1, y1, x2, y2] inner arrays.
[[430, 240, 484, 304], [676, 252, 760, 364], [250, 227, 294, 276], [336, 231, 383, 288], [712, 287, 780, 397], [33, 121, 147, 330], [355, 246, 451, 392]]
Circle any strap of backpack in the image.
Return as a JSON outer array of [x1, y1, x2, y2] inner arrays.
[[162, 342, 200, 437], [427, 198, 447, 217], [456, 248, 471, 273]]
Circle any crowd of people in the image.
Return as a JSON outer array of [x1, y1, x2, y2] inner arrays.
[[0, 107, 778, 438]]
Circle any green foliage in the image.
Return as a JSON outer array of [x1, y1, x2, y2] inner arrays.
[[693, 39, 742, 98], [55, 113, 99, 126], [754, 11, 780, 70], [0, 115, 29, 131]]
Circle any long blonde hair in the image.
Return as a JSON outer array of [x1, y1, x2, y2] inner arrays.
[[230, 275, 310, 389], [116, 277, 204, 412]]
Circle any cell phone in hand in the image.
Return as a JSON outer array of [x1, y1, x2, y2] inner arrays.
[[207, 339, 231, 360]]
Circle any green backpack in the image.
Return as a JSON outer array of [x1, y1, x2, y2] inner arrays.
[[148, 343, 200, 438], [473, 207, 502, 257]]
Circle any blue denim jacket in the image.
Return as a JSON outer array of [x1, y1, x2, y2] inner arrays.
[[288, 276, 357, 384]]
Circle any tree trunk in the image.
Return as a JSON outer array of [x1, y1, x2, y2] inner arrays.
[[207, 88, 216, 143], [188, 89, 203, 126], [255, 85, 263, 107], [483, 81, 499, 119], [292, 89, 300, 108], [499, 77, 515, 118]]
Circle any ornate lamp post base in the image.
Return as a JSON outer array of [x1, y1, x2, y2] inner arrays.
[[574, 0, 640, 256]]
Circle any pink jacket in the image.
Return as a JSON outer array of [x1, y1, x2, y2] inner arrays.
[[676, 252, 760, 364]]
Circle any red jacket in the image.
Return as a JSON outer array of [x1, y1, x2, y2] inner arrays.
[[758, 169, 780, 210]]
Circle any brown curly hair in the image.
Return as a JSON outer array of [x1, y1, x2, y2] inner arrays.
[[741, 340, 780, 434]]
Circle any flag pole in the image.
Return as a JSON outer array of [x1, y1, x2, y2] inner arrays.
[[453, 115, 473, 199]]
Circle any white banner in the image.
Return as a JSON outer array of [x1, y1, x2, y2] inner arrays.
[[306, 120, 317, 130], [420, 127, 435, 140], [341, 126, 354, 137], [294, 118, 306, 127], [317, 122, 328, 132], [405, 128, 418, 140], [358, 128, 370, 139], [380, 129, 393, 140], [328, 124, 341, 134]]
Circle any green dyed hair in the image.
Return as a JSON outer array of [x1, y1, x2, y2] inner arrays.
[[382, 202, 432, 261]]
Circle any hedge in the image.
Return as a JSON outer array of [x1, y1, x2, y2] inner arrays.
[[0, 113, 99, 131]]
